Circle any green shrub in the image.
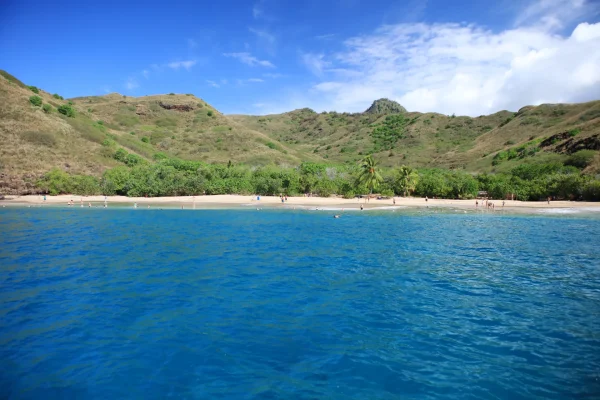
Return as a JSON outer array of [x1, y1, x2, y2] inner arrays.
[[130, 131, 136, 135], [125, 153, 143, 166], [73, 175, 101, 195], [57, 104, 75, 117], [565, 150, 596, 169], [207, 110, 213, 117], [28, 85, 39, 94], [168, 93, 175, 95], [141, 136, 149, 143], [68, 100, 74, 105], [29, 95, 42, 107], [37, 168, 73, 195], [101, 166, 131, 195], [113, 148, 128, 162], [42, 104, 52, 113], [568, 128, 581, 137], [102, 138, 116, 147], [266, 142, 277, 149], [153, 152, 168, 161], [52, 93, 63, 100], [582, 179, 600, 201]]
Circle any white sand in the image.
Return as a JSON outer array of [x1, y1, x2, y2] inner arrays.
[[3, 194, 600, 211]]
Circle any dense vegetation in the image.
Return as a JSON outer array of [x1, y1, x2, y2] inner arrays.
[[35, 155, 600, 201], [1, 70, 599, 198]]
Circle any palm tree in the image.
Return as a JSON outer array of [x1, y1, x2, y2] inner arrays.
[[357, 155, 383, 194], [396, 165, 419, 197]]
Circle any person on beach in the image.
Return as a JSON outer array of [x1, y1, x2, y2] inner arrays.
[[425, 196, 428, 202], [360, 204, 364, 211], [88, 202, 91, 207], [476, 200, 478, 208], [502, 201, 505, 207], [393, 198, 396, 205], [43, 195, 46, 203], [134, 202, 137, 209]]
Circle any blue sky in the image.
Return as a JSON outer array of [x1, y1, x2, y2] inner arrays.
[[1, 0, 599, 115]]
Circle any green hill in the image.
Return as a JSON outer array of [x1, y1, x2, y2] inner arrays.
[[1, 69, 599, 195], [230, 102, 600, 172], [364, 98, 407, 114]]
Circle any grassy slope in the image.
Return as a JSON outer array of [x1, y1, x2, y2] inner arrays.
[[69, 92, 303, 165], [1, 69, 599, 194], [230, 101, 600, 172]]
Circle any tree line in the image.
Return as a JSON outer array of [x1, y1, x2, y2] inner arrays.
[[36, 155, 600, 201]]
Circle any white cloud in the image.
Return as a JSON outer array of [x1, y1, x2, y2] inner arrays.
[[515, 0, 593, 31], [167, 60, 197, 70], [249, 27, 276, 44], [292, 18, 600, 115], [301, 53, 330, 77], [125, 78, 139, 90], [237, 78, 266, 85], [315, 33, 336, 40], [253, 103, 266, 108], [223, 52, 275, 68], [142, 69, 150, 79], [252, 2, 263, 19], [221, 79, 229, 85], [206, 80, 220, 88], [249, 27, 277, 55], [263, 73, 284, 78], [572, 21, 600, 41], [252, 0, 274, 20]]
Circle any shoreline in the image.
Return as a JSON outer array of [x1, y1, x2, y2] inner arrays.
[[2, 194, 600, 211]]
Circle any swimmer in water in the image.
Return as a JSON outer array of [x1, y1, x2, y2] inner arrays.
[[334, 215, 340, 218]]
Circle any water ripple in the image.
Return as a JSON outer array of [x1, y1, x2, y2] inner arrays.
[[1, 209, 599, 399]]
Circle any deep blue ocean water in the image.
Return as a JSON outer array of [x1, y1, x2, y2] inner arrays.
[[1, 207, 600, 399]]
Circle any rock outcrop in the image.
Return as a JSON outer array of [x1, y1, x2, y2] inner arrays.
[[158, 102, 194, 112], [364, 98, 407, 114]]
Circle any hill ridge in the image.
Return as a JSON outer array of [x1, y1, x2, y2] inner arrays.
[[1, 69, 599, 194]]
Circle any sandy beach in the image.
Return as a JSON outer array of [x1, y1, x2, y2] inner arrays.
[[2, 194, 600, 211]]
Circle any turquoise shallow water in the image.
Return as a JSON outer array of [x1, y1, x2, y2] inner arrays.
[[1, 208, 600, 399]]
